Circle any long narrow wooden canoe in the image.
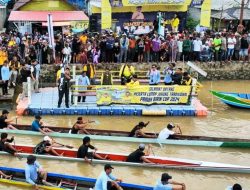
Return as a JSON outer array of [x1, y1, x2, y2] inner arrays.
[[0, 166, 153, 190], [1, 124, 250, 148], [210, 90, 250, 109], [1, 144, 250, 174]]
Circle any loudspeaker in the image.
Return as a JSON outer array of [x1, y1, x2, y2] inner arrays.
[[89, 15, 98, 32]]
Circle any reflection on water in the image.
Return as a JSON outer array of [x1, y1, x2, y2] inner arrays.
[[1, 80, 250, 190]]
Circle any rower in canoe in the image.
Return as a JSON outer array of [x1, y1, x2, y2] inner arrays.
[[128, 121, 156, 138], [126, 144, 153, 163], [0, 133, 20, 157], [31, 115, 55, 135], [0, 170, 12, 179], [70, 117, 92, 134], [94, 164, 123, 190], [0, 110, 18, 130], [154, 173, 186, 190], [33, 136, 63, 156], [158, 123, 182, 140], [77, 136, 108, 164], [25, 155, 51, 190], [226, 183, 242, 190]]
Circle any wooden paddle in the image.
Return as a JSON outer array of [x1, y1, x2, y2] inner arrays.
[[49, 137, 74, 149], [177, 125, 182, 135]]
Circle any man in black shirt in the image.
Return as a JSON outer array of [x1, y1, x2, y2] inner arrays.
[[77, 136, 108, 164], [172, 68, 183, 85], [126, 144, 153, 163], [240, 34, 249, 61], [0, 133, 19, 156], [0, 110, 17, 130]]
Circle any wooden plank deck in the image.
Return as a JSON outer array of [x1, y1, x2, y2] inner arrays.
[[0, 88, 15, 101]]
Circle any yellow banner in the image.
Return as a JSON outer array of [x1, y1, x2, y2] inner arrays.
[[122, 0, 185, 6], [101, 0, 112, 29], [200, 0, 211, 27], [96, 85, 191, 105]]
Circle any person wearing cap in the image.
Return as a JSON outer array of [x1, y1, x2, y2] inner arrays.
[[31, 115, 54, 135], [158, 123, 181, 140], [70, 117, 92, 134], [77, 136, 108, 164], [154, 173, 186, 190], [0, 110, 17, 130], [128, 121, 155, 138], [126, 143, 153, 163], [25, 155, 49, 190], [0, 132, 20, 156], [94, 164, 123, 190], [33, 136, 63, 156], [226, 183, 242, 190]]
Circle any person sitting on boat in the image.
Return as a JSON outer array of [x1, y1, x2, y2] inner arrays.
[[226, 183, 242, 190], [128, 121, 156, 138], [158, 123, 181, 140], [153, 173, 186, 190], [31, 115, 54, 135], [25, 155, 50, 190], [0, 170, 12, 179], [33, 136, 63, 156], [94, 164, 123, 190], [0, 133, 20, 157], [126, 144, 153, 164], [77, 136, 108, 164], [70, 117, 92, 134], [0, 110, 18, 130]]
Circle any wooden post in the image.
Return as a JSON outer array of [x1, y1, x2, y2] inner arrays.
[[27, 77, 31, 105], [72, 65, 76, 80], [74, 77, 78, 106]]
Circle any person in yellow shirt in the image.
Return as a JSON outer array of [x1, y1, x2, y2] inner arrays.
[[126, 75, 140, 87], [0, 47, 8, 80], [171, 14, 180, 33], [8, 37, 16, 47], [83, 63, 96, 85], [79, 32, 88, 45], [119, 63, 135, 85]]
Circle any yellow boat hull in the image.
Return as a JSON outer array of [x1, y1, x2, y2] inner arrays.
[[0, 178, 65, 190]]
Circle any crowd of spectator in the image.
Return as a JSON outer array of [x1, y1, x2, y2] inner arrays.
[[0, 27, 250, 96]]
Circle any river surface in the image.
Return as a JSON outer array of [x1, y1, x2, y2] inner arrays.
[[0, 80, 250, 190]]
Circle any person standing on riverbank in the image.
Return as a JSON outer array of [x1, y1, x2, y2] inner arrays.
[[1, 60, 10, 96], [58, 67, 71, 108]]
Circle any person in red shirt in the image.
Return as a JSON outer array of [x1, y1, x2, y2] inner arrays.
[[144, 35, 151, 63]]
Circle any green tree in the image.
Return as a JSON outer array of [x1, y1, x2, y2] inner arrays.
[[186, 17, 199, 31]]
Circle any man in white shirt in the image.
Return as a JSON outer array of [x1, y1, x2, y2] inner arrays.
[[94, 164, 123, 190], [227, 34, 236, 61], [63, 43, 72, 65], [193, 37, 202, 62], [158, 123, 181, 140]]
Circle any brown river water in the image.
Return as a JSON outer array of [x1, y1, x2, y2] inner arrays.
[[0, 80, 250, 190]]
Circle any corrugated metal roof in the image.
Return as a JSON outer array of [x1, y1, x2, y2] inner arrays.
[[211, 7, 250, 20], [8, 11, 89, 22], [13, 0, 31, 10]]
